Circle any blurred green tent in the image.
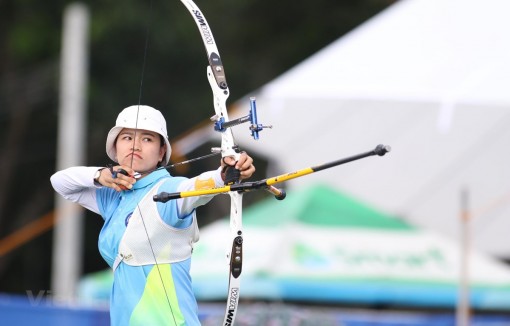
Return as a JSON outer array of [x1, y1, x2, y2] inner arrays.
[[190, 184, 510, 309], [79, 184, 510, 310]]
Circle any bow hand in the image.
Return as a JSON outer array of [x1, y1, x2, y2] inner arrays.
[[221, 152, 255, 184]]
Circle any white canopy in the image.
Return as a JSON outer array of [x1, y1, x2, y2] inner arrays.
[[174, 0, 510, 258]]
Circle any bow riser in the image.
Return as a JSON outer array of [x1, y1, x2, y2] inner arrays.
[[207, 68, 238, 159]]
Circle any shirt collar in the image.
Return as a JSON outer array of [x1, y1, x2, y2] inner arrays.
[[131, 168, 170, 190]]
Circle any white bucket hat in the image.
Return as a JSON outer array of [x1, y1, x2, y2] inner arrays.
[[106, 105, 172, 165]]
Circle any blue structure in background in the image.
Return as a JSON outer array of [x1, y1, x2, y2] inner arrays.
[[0, 294, 109, 326], [2, 293, 510, 326]]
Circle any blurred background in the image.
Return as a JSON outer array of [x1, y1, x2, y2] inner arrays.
[[2, 0, 510, 325]]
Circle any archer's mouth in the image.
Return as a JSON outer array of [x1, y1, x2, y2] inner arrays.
[[127, 153, 143, 160]]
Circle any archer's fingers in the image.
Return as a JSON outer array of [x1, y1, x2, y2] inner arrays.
[[235, 152, 253, 170], [115, 174, 135, 190], [108, 179, 133, 191], [237, 153, 255, 179], [105, 166, 135, 191], [239, 163, 255, 180], [112, 165, 135, 177]]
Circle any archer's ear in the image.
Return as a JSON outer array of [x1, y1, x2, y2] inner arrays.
[[159, 147, 166, 162]]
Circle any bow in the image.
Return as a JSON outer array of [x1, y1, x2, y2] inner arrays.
[[178, 1, 264, 324], [141, 2, 393, 325], [163, 3, 392, 324]]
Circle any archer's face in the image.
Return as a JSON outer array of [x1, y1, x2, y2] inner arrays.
[[115, 128, 165, 173]]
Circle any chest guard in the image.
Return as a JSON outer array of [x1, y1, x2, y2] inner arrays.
[[112, 180, 199, 271]]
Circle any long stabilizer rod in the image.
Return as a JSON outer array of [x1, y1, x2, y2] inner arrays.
[[153, 144, 391, 203]]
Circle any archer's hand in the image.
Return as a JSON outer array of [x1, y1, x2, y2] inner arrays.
[[96, 165, 136, 192], [221, 152, 255, 181]]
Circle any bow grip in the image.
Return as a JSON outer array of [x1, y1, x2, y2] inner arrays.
[[222, 165, 241, 185]]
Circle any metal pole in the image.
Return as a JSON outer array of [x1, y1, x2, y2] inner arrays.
[[456, 188, 471, 326], [51, 2, 89, 303]]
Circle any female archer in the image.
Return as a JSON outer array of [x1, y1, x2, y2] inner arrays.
[[51, 105, 255, 325]]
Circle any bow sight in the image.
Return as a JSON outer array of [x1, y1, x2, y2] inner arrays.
[[211, 97, 272, 140]]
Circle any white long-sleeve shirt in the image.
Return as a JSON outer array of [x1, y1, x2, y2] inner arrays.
[[50, 166, 224, 218]]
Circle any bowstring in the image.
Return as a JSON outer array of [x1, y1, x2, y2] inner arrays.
[[131, 0, 176, 322]]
